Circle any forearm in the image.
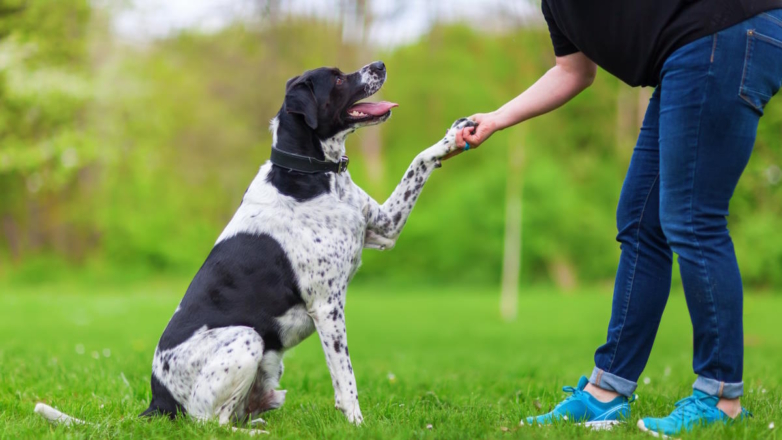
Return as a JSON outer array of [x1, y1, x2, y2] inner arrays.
[[493, 61, 594, 129]]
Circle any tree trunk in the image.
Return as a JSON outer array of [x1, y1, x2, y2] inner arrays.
[[500, 128, 526, 321], [342, 0, 385, 195]]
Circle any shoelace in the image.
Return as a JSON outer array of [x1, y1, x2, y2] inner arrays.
[[544, 384, 634, 421], [669, 395, 713, 422], [557, 385, 636, 407], [555, 385, 583, 409]]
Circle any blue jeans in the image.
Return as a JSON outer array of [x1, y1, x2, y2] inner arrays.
[[591, 10, 782, 399]]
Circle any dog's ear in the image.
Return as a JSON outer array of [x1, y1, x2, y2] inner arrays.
[[285, 75, 300, 91], [285, 78, 318, 130]]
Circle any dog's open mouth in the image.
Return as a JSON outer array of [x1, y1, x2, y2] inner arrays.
[[346, 101, 398, 122]]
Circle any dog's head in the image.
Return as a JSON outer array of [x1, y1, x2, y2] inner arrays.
[[273, 61, 397, 160]]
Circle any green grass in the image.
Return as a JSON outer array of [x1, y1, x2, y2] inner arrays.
[[1, 280, 780, 439]]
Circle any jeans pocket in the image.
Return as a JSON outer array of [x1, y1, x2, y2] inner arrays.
[[739, 29, 782, 115]]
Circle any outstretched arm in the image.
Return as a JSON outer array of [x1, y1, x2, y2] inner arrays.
[[447, 51, 596, 158], [361, 119, 475, 250]]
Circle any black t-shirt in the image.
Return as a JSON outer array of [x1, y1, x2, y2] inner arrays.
[[543, 0, 782, 87]]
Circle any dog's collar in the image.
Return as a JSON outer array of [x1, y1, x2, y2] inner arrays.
[[270, 147, 349, 174]]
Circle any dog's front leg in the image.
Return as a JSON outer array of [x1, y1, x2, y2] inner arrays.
[[362, 118, 476, 250], [311, 302, 362, 425]]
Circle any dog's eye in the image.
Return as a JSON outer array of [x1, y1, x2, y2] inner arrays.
[[335, 77, 344, 86]]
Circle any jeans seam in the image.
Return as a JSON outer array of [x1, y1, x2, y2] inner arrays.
[[607, 172, 660, 372], [690, 54, 723, 383], [760, 12, 782, 28], [739, 30, 753, 96], [710, 34, 718, 63], [739, 30, 762, 113], [751, 30, 782, 49]]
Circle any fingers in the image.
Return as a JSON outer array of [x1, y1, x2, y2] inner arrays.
[[463, 126, 481, 147], [455, 129, 465, 148]]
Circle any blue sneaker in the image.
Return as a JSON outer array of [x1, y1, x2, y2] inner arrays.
[[637, 390, 751, 438], [522, 376, 633, 430]]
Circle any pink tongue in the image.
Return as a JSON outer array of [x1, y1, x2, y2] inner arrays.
[[348, 101, 398, 116]]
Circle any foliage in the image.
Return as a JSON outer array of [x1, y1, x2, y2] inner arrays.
[[1, 3, 781, 289]]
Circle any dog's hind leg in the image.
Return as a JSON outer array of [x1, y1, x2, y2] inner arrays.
[[186, 326, 264, 425], [245, 350, 286, 425]]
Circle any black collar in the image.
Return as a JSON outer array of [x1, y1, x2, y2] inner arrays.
[[270, 147, 349, 174]]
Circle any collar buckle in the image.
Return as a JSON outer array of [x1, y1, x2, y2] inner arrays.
[[338, 155, 349, 173]]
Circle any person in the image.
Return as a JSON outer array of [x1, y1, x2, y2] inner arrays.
[[452, 1, 782, 436]]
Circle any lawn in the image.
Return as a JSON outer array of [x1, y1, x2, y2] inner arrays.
[[0, 280, 779, 439]]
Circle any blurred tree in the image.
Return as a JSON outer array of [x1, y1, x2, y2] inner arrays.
[[0, 2, 780, 290], [0, 0, 95, 267], [341, 0, 385, 195], [500, 126, 525, 320]]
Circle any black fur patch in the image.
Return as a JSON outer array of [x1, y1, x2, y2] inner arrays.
[[157, 233, 304, 354], [266, 165, 331, 202], [140, 374, 186, 419]]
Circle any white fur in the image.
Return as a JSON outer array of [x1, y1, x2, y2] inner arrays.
[[163, 117, 470, 426], [152, 326, 264, 423], [35, 403, 85, 426], [208, 118, 470, 425], [34, 72, 472, 428], [269, 117, 280, 147], [359, 64, 384, 96], [275, 305, 315, 348]]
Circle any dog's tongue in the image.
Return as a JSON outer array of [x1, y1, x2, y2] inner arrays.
[[348, 101, 398, 116]]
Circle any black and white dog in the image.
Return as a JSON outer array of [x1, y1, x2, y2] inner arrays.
[[35, 61, 473, 432]]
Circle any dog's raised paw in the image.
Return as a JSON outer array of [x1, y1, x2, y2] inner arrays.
[[450, 117, 468, 128], [438, 118, 477, 155], [450, 117, 476, 130]]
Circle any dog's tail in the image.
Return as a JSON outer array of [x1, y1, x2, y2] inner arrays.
[[34, 403, 86, 426]]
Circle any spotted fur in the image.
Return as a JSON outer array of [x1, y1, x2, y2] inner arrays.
[[34, 62, 474, 432], [148, 116, 472, 426]]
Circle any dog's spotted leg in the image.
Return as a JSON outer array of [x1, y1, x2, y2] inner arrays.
[[186, 327, 265, 425], [360, 118, 476, 250], [245, 351, 286, 422], [311, 302, 362, 425]]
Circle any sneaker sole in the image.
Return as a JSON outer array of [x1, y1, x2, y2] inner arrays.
[[520, 420, 623, 430], [637, 419, 678, 439], [584, 420, 623, 430]]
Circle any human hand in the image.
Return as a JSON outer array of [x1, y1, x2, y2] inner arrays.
[[443, 112, 502, 161], [425, 118, 479, 166]]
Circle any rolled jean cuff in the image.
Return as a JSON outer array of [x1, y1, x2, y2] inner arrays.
[[589, 367, 637, 397], [693, 376, 743, 399]]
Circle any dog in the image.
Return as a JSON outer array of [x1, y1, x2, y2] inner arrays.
[[35, 61, 474, 433]]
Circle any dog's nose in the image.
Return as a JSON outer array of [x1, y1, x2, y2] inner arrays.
[[371, 61, 386, 72]]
